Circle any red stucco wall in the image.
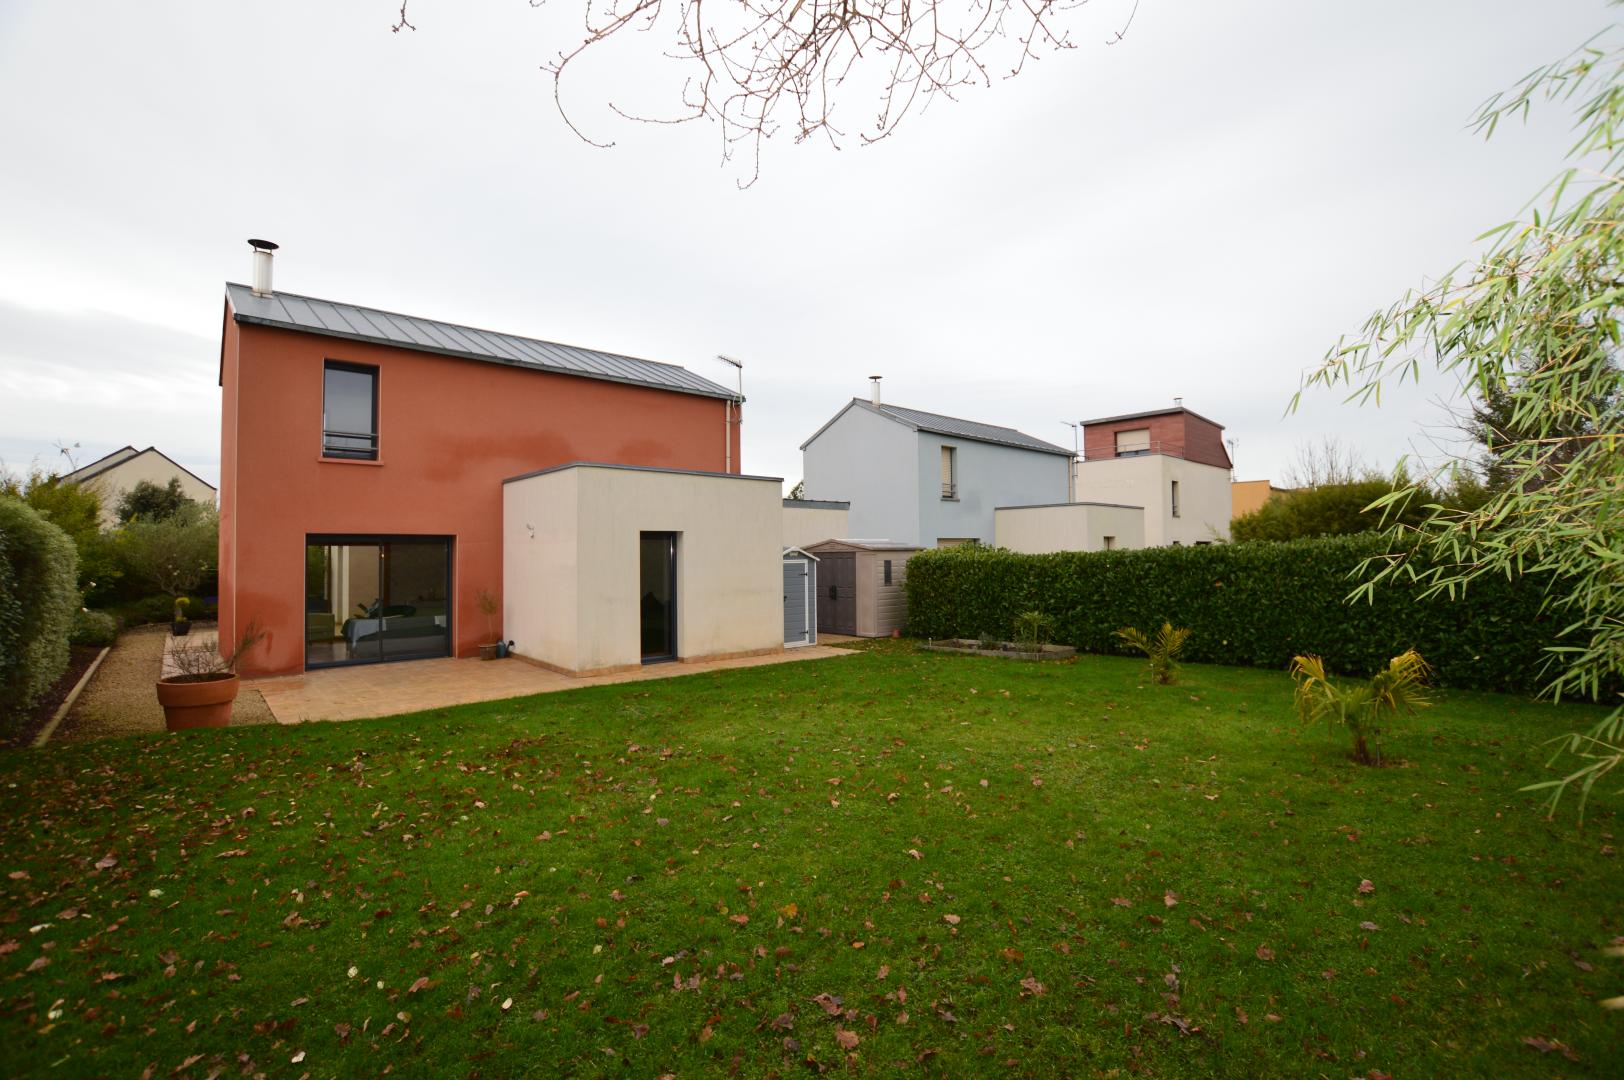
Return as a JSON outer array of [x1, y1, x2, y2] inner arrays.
[[219, 314, 740, 677], [1082, 411, 1230, 470]]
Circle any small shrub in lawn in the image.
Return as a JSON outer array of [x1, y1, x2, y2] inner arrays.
[[1012, 610, 1056, 652], [1291, 649, 1430, 765], [68, 609, 118, 648], [1115, 622, 1191, 684]]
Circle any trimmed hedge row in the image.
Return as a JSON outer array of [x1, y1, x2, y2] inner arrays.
[[903, 536, 1570, 694], [0, 496, 80, 727]]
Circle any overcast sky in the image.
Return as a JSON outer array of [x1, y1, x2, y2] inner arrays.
[[0, 0, 1610, 492]]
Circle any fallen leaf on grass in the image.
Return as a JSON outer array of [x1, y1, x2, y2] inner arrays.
[[1255, 946, 1275, 961], [1019, 976, 1047, 997], [906, 849, 923, 860], [942, 914, 961, 926], [408, 976, 432, 994], [94, 854, 117, 871], [1521, 1035, 1579, 1061], [834, 1028, 859, 1050], [1111, 897, 1132, 908], [1359, 921, 1380, 932], [215, 849, 249, 859], [1358, 879, 1375, 895], [1163, 892, 1179, 908]]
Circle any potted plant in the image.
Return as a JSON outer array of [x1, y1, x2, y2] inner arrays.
[[476, 588, 502, 660], [156, 622, 264, 731], [171, 595, 191, 637]]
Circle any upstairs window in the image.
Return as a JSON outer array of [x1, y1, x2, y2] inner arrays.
[[323, 361, 378, 460], [1171, 480, 1181, 518], [940, 445, 957, 499], [1115, 428, 1151, 457]]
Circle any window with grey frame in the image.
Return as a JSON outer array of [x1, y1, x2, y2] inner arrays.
[[940, 445, 957, 499], [323, 361, 378, 460]]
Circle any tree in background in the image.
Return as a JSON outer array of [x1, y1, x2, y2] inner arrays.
[[1469, 354, 1620, 492], [117, 478, 196, 524], [1297, 22, 1624, 812], [1232, 479, 1432, 543], [117, 504, 218, 621], [0, 467, 115, 596]]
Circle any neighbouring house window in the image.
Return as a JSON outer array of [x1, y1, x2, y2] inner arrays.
[[1115, 428, 1151, 456], [883, 559, 892, 585], [323, 361, 378, 460], [1171, 480, 1181, 518], [940, 446, 957, 498], [1102, 536, 1116, 550]]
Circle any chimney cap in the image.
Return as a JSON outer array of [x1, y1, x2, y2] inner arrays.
[[247, 238, 279, 252]]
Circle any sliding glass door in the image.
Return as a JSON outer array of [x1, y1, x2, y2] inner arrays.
[[305, 537, 452, 668]]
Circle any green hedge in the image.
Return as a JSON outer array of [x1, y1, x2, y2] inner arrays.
[[0, 496, 80, 726], [903, 536, 1573, 694]]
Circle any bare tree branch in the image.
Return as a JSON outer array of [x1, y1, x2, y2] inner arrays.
[[393, 0, 1111, 182]]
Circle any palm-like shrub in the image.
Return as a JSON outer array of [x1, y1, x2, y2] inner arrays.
[[1291, 649, 1430, 765], [1115, 623, 1191, 684], [1012, 610, 1055, 653]]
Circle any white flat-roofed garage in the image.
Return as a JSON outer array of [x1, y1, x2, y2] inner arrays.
[[503, 463, 784, 676]]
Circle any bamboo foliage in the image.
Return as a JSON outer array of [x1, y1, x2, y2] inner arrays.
[[1294, 24, 1624, 812]]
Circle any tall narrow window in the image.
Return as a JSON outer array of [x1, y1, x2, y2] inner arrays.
[[883, 559, 893, 585], [323, 362, 378, 460], [1171, 480, 1181, 518], [940, 446, 957, 499]]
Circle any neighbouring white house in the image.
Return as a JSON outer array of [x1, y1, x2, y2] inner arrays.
[[63, 445, 217, 528], [799, 385, 1073, 548], [1076, 406, 1233, 545]]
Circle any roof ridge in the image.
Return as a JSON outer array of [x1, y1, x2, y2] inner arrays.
[[224, 283, 722, 381], [876, 400, 1032, 436]]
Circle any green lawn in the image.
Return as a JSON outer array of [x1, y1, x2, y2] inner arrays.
[[1, 645, 1620, 1077]]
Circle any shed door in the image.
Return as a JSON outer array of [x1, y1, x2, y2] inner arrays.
[[783, 558, 814, 646], [817, 552, 856, 636]]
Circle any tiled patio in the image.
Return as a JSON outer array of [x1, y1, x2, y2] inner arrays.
[[242, 645, 854, 724]]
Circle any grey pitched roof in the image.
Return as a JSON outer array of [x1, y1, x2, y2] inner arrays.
[[63, 445, 139, 482], [800, 399, 1073, 456], [225, 283, 737, 401]]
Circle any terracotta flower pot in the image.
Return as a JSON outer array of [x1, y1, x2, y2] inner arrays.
[[156, 674, 240, 731]]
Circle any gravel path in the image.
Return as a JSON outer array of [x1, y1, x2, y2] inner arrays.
[[53, 625, 276, 743]]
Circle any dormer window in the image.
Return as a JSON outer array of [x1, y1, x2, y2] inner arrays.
[[323, 361, 378, 460]]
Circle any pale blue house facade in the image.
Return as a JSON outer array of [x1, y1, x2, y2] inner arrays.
[[799, 398, 1072, 548]]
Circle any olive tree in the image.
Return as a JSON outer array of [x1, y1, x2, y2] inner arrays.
[[1295, 25, 1624, 814]]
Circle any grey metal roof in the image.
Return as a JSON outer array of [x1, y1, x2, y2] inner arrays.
[[800, 399, 1073, 456], [226, 283, 737, 401]]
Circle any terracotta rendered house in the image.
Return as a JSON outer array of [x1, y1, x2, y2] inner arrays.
[[218, 244, 782, 679]]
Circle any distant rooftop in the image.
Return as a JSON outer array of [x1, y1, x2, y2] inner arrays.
[[225, 282, 737, 401], [801, 399, 1073, 456], [1080, 405, 1225, 430]]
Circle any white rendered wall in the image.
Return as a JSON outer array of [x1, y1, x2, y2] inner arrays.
[[1077, 456, 1231, 546], [502, 468, 581, 671], [783, 505, 849, 549], [994, 503, 1146, 553], [505, 466, 782, 673]]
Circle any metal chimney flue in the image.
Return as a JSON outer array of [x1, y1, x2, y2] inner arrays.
[[248, 239, 279, 297], [869, 375, 883, 406]]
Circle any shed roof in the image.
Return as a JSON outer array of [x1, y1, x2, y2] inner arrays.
[[800, 399, 1073, 456], [805, 538, 923, 552], [225, 283, 737, 401]]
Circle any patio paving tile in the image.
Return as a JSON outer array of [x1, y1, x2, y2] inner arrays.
[[244, 646, 854, 724]]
